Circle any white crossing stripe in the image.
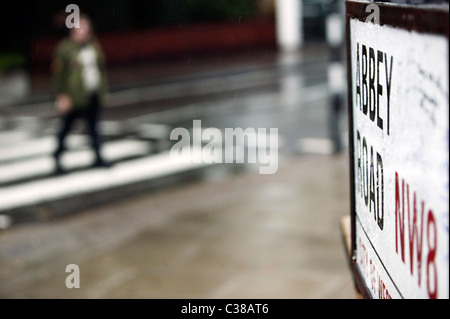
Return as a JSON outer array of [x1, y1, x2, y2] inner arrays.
[[0, 139, 150, 184], [0, 135, 87, 163], [0, 130, 31, 146], [0, 147, 209, 212], [297, 138, 334, 155]]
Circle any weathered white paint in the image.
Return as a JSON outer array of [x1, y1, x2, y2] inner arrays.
[[350, 18, 449, 299]]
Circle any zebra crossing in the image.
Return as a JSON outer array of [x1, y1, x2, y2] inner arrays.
[[0, 116, 220, 226], [0, 110, 344, 227], [0, 55, 345, 227]]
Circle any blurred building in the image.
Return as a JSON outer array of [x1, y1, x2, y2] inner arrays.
[[1, 1, 350, 75], [1, 1, 277, 72]]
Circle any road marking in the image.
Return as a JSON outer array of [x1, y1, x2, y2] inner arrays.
[[0, 135, 87, 163], [0, 147, 209, 212], [0, 139, 150, 185], [297, 138, 334, 155], [0, 131, 31, 146]]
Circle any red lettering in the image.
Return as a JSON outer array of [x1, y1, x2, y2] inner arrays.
[[378, 275, 392, 299], [426, 210, 437, 299], [394, 172, 439, 299], [408, 192, 424, 286], [395, 172, 405, 262]]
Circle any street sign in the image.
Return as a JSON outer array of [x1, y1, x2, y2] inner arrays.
[[346, 1, 449, 299]]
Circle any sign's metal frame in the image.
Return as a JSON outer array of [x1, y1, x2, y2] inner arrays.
[[345, 0, 449, 299]]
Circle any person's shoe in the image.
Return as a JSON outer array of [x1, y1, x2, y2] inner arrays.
[[54, 160, 65, 175], [52, 150, 66, 175], [93, 159, 112, 169]]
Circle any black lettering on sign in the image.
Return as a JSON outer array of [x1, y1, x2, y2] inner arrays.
[[369, 47, 376, 122], [356, 129, 384, 230], [355, 43, 393, 135], [384, 53, 393, 135]]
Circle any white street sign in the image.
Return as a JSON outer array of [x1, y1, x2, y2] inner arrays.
[[349, 17, 449, 299]]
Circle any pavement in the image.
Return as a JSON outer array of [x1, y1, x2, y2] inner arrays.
[[0, 45, 356, 299], [0, 152, 356, 299]]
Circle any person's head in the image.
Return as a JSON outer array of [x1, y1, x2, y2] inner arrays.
[[70, 15, 92, 45]]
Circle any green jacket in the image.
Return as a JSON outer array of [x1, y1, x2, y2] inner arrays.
[[52, 38, 108, 109]]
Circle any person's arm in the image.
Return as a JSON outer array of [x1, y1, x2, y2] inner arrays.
[[51, 41, 73, 113]]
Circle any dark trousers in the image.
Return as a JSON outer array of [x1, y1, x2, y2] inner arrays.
[[55, 93, 104, 164]]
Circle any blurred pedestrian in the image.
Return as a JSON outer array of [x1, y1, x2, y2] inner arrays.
[[51, 14, 110, 174]]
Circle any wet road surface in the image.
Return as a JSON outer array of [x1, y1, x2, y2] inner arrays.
[[0, 154, 354, 298], [0, 47, 354, 298]]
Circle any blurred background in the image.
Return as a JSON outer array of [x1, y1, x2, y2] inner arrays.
[[0, 0, 374, 298]]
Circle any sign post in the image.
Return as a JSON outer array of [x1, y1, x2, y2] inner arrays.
[[345, 0, 449, 299]]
